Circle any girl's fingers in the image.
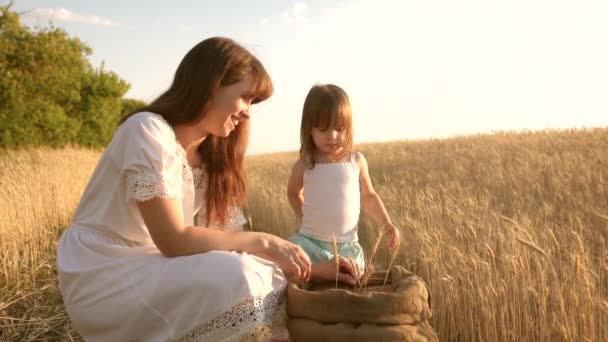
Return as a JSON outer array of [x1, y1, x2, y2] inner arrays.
[[337, 272, 356, 286], [339, 257, 356, 277], [345, 257, 360, 280], [386, 230, 399, 248], [350, 259, 361, 279]]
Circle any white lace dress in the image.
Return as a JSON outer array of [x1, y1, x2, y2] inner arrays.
[[56, 112, 288, 341]]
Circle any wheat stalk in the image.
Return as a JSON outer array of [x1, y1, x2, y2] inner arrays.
[[247, 214, 254, 231], [331, 235, 339, 289], [362, 230, 384, 290], [360, 265, 375, 292], [347, 256, 361, 288], [516, 237, 548, 258], [383, 231, 401, 287]]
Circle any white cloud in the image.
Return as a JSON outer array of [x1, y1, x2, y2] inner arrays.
[[260, 2, 308, 25], [283, 2, 308, 24], [21, 8, 122, 27], [293, 2, 308, 16]]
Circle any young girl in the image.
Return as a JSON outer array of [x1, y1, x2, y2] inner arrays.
[[287, 83, 400, 273]]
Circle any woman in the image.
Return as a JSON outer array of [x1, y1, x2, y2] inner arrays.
[[57, 37, 358, 341]]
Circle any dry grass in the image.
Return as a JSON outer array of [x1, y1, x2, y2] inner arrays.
[[0, 147, 99, 341], [1, 128, 607, 341]]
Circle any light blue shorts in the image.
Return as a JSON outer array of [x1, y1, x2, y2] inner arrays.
[[289, 233, 365, 273]]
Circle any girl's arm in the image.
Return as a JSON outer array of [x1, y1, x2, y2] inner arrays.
[[287, 159, 306, 221], [356, 152, 400, 247], [137, 198, 311, 282]]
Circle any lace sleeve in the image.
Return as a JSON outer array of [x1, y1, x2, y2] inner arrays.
[[114, 113, 184, 202], [127, 171, 182, 201]]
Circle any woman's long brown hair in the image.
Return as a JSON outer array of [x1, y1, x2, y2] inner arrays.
[[122, 37, 272, 226]]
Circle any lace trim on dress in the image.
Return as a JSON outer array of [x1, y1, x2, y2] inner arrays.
[[193, 167, 248, 232], [126, 172, 181, 201], [203, 207, 247, 232], [176, 288, 286, 342], [191, 167, 205, 189]]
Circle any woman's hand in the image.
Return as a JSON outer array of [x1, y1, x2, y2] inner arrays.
[[310, 257, 361, 286], [263, 235, 311, 282]]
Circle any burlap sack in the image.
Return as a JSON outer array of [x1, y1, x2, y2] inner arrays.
[[287, 318, 438, 342], [287, 266, 438, 342]]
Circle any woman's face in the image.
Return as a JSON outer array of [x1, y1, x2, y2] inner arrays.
[[200, 77, 254, 137]]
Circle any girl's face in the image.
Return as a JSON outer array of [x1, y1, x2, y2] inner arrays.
[[200, 77, 254, 137], [310, 123, 346, 159]]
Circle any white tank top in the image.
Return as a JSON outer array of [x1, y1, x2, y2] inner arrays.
[[299, 152, 360, 242]]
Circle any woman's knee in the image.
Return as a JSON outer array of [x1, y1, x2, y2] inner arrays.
[[197, 251, 250, 285]]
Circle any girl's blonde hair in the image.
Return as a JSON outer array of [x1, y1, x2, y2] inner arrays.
[[299, 84, 354, 168]]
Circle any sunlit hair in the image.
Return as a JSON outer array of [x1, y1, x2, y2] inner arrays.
[[122, 37, 273, 225], [197, 119, 249, 226], [299, 84, 354, 168]]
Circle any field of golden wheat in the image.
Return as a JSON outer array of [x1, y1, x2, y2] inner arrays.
[[0, 148, 100, 341], [1, 128, 607, 341]]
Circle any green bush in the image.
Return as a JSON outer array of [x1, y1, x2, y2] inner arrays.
[[0, 4, 141, 148]]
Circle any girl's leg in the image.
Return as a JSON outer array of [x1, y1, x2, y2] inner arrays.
[[288, 233, 334, 264], [340, 240, 366, 273]]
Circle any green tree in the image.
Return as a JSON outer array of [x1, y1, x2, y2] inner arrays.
[[76, 65, 129, 146], [0, 3, 131, 147], [121, 98, 146, 118]]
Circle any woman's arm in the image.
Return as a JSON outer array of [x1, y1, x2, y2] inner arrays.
[[287, 159, 306, 221], [137, 198, 264, 255], [137, 198, 311, 281], [356, 152, 400, 247]]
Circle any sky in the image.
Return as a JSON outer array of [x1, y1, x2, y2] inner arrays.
[[7, 0, 608, 154]]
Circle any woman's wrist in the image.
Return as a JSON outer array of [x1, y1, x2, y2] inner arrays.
[[252, 232, 273, 253]]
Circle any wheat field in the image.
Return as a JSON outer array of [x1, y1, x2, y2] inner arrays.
[[1, 128, 607, 341], [0, 148, 100, 341]]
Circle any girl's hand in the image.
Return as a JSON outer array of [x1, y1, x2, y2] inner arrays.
[[264, 235, 311, 282], [384, 223, 401, 249], [310, 257, 361, 286]]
